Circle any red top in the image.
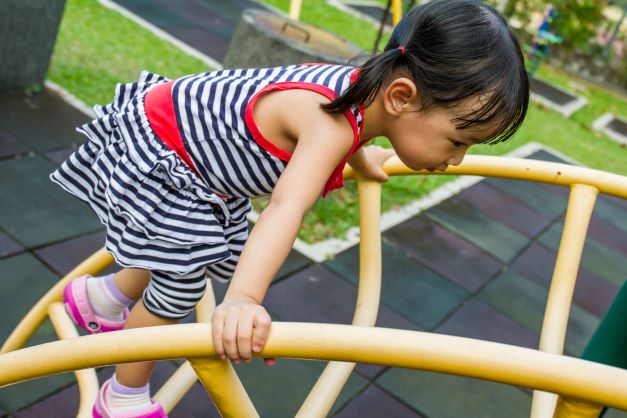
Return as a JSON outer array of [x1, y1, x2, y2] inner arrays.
[[144, 69, 366, 198], [144, 81, 199, 177]]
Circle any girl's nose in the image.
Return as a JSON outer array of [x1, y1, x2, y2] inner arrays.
[[447, 151, 466, 167]]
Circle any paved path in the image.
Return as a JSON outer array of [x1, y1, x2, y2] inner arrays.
[[1, 1, 626, 417]]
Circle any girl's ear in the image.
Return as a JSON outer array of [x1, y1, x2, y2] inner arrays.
[[382, 77, 418, 116]]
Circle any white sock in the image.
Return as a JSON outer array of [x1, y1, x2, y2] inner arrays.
[[86, 274, 132, 320], [105, 374, 152, 413]]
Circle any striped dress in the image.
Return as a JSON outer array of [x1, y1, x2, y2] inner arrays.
[[50, 64, 366, 318]]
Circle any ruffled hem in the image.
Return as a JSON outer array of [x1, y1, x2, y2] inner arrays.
[[50, 71, 247, 274]]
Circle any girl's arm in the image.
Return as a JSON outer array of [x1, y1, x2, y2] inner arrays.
[[211, 89, 354, 363]]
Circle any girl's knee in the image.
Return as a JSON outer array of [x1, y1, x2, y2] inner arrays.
[[142, 270, 207, 319]]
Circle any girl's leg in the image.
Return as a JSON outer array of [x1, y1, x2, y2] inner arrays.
[[113, 301, 176, 387], [104, 268, 207, 411], [113, 268, 151, 300]]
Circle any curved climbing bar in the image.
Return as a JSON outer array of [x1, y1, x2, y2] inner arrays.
[[343, 155, 627, 199], [1, 323, 627, 412]]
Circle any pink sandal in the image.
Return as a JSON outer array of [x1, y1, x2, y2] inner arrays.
[[93, 378, 168, 418], [63, 275, 129, 334]]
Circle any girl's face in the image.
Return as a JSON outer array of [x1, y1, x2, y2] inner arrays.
[[374, 77, 496, 171], [388, 104, 491, 172]]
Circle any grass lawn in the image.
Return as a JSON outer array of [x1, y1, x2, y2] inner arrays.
[[48, 0, 627, 243], [48, 0, 210, 106]]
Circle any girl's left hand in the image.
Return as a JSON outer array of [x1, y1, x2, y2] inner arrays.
[[351, 146, 396, 182], [212, 295, 276, 366]]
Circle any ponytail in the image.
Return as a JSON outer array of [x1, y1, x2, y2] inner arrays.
[[321, 48, 405, 114]]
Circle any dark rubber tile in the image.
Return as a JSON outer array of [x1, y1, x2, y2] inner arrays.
[[588, 215, 627, 254], [113, 0, 268, 62], [0, 366, 75, 415], [384, 216, 503, 292], [0, 253, 60, 341], [435, 299, 539, 349], [538, 223, 627, 286], [527, 149, 572, 164], [0, 126, 30, 159], [13, 380, 80, 418], [0, 232, 24, 259], [591, 197, 627, 234], [233, 357, 368, 417], [457, 182, 553, 237], [605, 408, 627, 418], [530, 78, 578, 106], [335, 384, 426, 418], [209, 248, 312, 305], [325, 242, 468, 330], [511, 242, 620, 318], [265, 264, 418, 327], [165, 27, 230, 59], [484, 177, 567, 221], [34, 231, 109, 276], [477, 270, 600, 356], [266, 263, 424, 379], [376, 369, 530, 418], [425, 197, 530, 262], [0, 155, 103, 248], [600, 194, 627, 212], [0, 89, 88, 152], [44, 147, 75, 166], [273, 249, 312, 283]]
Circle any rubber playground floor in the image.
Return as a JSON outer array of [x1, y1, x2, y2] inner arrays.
[[1, 2, 626, 417]]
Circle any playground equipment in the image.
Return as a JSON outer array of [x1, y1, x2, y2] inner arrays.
[[525, 6, 563, 76], [223, 8, 362, 69], [1, 155, 627, 418]]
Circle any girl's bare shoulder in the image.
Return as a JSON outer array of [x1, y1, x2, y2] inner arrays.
[[252, 88, 354, 151]]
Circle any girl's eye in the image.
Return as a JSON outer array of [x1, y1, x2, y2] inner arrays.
[[451, 140, 465, 148]]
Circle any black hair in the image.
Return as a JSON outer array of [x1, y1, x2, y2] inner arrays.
[[322, 0, 530, 144]]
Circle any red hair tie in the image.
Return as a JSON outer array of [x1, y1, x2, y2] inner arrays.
[[398, 46, 405, 56]]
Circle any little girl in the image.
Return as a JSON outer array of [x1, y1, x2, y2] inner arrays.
[[51, 0, 529, 416]]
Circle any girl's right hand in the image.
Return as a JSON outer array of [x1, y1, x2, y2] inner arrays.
[[211, 295, 275, 366]]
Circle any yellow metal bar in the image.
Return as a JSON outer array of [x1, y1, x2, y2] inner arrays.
[[392, 0, 403, 25], [297, 362, 355, 418], [289, 0, 302, 20], [343, 156, 627, 200], [48, 302, 99, 418], [531, 184, 599, 418], [196, 279, 216, 322], [351, 180, 383, 328], [2, 323, 627, 411], [154, 280, 257, 417], [189, 357, 259, 418], [553, 397, 604, 418], [153, 362, 198, 413], [297, 179, 383, 417], [1, 248, 113, 354], [190, 281, 257, 417]]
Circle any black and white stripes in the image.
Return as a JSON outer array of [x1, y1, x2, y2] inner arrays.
[[173, 64, 360, 199], [144, 269, 208, 319]]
